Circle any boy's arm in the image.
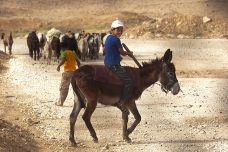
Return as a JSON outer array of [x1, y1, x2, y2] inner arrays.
[[57, 57, 66, 72], [120, 55, 123, 61], [76, 59, 80, 68], [103, 46, 106, 55], [118, 48, 133, 58], [75, 52, 81, 68]]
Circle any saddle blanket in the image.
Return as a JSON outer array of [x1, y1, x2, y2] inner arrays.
[[91, 65, 140, 86]]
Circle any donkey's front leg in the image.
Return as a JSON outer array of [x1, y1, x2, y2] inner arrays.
[[34, 50, 36, 60], [122, 103, 141, 142], [37, 49, 40, 60], [122, 112, 131, 142], [29, 48, 32, 59]]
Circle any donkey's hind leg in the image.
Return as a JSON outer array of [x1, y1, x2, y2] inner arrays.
[[81, 85, 100, 142], [82, 100, 99, 141], [69, 92, 83, 146]]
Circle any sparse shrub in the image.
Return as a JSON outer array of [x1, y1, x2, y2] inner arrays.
[[150, 19, 157, 24], [203, 25, 207, 31]]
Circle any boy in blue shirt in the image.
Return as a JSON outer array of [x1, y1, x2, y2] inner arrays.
[[104, 20, 134, 115]]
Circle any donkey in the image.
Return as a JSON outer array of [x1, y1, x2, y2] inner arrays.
[[1, 32, 13, 55], [69, 49, 180, 146]]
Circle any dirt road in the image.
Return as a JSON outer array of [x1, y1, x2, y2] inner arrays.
[[0, 38, 228, 152]]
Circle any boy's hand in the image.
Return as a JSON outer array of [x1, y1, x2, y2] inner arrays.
[[57, 66, 60, 72], [128, 51, 133, 58], [120, 56, 123, 61]]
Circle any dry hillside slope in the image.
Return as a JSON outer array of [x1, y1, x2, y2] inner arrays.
[[0, 0, 228, 38]]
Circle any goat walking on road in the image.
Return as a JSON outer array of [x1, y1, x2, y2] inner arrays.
[[77, 33, 89, 62], [44, 28, 61, 65], [37, 32, 47, 57], [27, 31, 40, 61], [1, 32, 13, 55]]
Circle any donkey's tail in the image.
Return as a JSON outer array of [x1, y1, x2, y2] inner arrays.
[[71, 75, 86, 108]]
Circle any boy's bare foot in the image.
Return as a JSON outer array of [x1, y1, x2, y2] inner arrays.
[[55, 102, 63, 106]]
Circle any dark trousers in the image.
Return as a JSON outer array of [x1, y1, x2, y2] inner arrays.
[[105, 62, 133, 102]]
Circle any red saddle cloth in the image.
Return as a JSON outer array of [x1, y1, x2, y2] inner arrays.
[[91, 65, 140, 86]]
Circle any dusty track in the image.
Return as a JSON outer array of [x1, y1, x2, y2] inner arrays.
[[0, 38, 228, 151]]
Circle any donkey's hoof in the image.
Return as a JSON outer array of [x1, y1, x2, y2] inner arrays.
[[93, 137, 98, 143], [69, 138, 77, 147], [71, 143, 77, 147], [124, 137, 132, 143], [91, 134, 98, 141], [123, 134, 131, 143]]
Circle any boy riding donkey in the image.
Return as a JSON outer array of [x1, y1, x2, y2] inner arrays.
[[103, 20, 134, 115]]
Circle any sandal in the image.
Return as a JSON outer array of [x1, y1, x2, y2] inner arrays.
[[114, 101, 129, 115]]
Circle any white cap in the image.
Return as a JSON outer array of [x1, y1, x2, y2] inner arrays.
[[111, 20, 124, 29]]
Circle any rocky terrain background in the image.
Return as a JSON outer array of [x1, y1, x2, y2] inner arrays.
[[0, 0, 228, 39]]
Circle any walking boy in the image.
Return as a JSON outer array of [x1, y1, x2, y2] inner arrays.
[[55, 41, 80, 106]]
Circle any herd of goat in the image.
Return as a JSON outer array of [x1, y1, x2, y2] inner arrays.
[[1, 28, 108, 64]]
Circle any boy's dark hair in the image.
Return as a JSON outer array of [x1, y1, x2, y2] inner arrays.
[[60, 41, 68, 48]]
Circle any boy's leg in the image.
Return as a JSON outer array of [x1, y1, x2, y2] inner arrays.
[[105, 63, 133, 115], [115, 66, 133, 115], [114, 65, 134, 103], [56, 71, 74, 106]]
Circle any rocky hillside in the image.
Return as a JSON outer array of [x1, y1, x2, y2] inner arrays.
[[126, 14, 228, 39], [0, 0, 228, 39]]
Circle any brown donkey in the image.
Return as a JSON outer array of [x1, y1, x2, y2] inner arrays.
[[1, 32, 13, 55], [69, 49, 180, 146]]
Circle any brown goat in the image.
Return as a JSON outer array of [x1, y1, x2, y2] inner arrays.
[[1, 32, 13, 55]]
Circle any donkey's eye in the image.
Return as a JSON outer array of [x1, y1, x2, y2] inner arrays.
[[167, 72, 175, 78]]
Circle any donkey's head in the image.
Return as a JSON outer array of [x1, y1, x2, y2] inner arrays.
[[158, 49, 180, 95]]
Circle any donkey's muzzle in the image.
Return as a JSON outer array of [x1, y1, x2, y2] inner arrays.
[[171, 82, 180, 95]]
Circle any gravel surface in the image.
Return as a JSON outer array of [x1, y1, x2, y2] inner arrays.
[[0, 38, 228, 152]]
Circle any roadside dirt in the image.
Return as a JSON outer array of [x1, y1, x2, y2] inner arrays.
[[0, 38, 228, 152]]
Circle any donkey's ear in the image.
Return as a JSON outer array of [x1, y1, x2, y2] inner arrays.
[[163, 49, 172, 63]]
